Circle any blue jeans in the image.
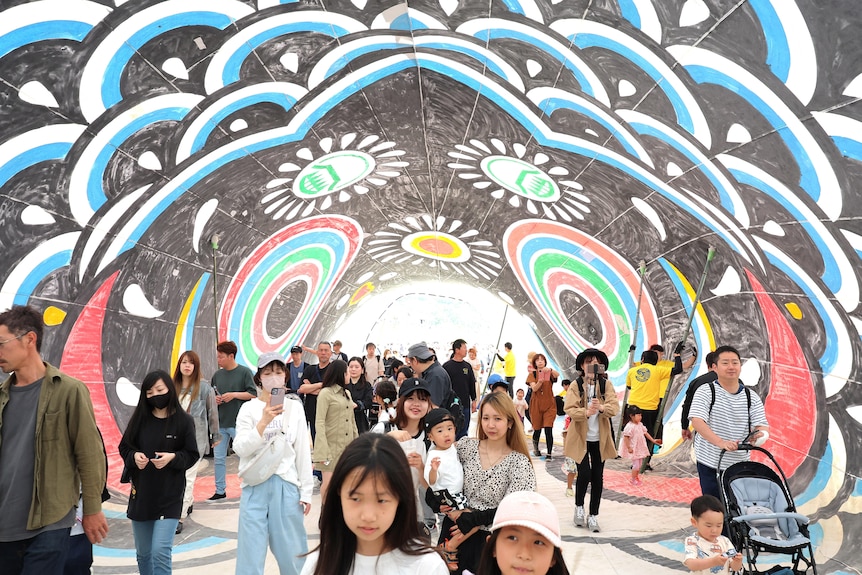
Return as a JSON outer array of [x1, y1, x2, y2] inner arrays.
[[63, 533, 93, 575], [0, 526, 70, 575], [457, 405, 471, 439], [697, 461, 721, 500], [131, 518, 179, 575], [237, 475, 308, 575], [213, 426, 237, 495]]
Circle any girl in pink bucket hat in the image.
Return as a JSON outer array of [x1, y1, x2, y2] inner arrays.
[[472, 491, 569, 575]]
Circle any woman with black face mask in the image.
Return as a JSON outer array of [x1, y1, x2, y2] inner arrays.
[[119, 370, 199, 575]]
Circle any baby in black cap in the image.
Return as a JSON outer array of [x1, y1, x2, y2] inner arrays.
[[423, 408, 466, 511]]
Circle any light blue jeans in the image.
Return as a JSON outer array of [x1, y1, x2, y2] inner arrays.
[[236, 475, 308, 575], [131, 518, 179, 575], [214, 426, 237, 495]]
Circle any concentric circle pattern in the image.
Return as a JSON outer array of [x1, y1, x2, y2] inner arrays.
[[1, 0, 860, 570]]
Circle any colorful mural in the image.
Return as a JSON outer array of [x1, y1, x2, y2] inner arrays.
[[0, 0, 860, 571]]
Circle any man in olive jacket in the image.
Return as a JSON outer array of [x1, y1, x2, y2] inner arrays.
[[0, 305, 108, 574]]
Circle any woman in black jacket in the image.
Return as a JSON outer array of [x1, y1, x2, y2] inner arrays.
[[119, 370, 198, 575], [346, 357, 374, 433]]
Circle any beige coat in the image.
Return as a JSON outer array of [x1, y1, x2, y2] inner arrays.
[[563, 377, 619, 463], [313, 385, 358, 467]]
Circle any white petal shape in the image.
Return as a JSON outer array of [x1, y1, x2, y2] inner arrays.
[[123, 284, 164, 318], [351, 0, 366, 8], [679, 0, 710, 27], [843, 73, 862, 98], [115, 377, 141, 406], [229, 118, 248, 132], [161, 57, 189, 80], [618, 79, 636, 97], [666, 162, 683, 177], [193, 37, 207, 50], [711, 266, 742, 296], [631, 197, 666, 240], [726, 123, 752, 144], [526, 59, 542, 78], [762, 220, 785, 236], [193, 198, 218, 254], [439, 0, 458, 16], [279, 52, 299, 73], [19, 81, 59, 108], [508, 195, 520, 207], [21, 205, 56, 225], [740, 357, 762, 386], [137, 151, 162, 171], [585, 128, 598, 137]]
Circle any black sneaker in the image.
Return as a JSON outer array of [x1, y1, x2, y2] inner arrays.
[[187, 505, 193, 515], [208, 492, 226, 501], [175, 521, 183, 535]]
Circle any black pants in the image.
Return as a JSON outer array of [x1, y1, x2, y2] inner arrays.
[[505, 376, 515, 398], [638, 407, 661, 451], [575, 441, 605, 516], [532, 427, 554, 454], [456, 527, 491, 574]]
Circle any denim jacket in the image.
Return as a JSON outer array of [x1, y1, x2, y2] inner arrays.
[[0, 363, 107, 530]]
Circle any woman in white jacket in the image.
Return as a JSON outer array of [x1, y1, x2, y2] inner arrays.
[[234, 352, 313, 575]]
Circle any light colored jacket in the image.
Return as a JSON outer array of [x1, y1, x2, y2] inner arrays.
[[0, 363, 106, 529], [181, 381, 219, 456], [313, 385, 358, 464], [563, 376, 619, 463]]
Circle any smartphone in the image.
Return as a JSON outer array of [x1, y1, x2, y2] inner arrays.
[[269, 387, 284, 408], [591, 364, 606, 375]]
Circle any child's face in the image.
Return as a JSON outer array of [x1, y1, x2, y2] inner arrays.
[[631, 412, 642, 423], [691, 509, 725, 542], [340, 469, 399, 556], [402, 392, 430, 421], [428, 420, 456, 449], [493, 525, 555, 575], [516, 389, 525, 399]]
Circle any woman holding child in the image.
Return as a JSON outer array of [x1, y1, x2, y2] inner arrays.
[[443, 392, 536, 573]]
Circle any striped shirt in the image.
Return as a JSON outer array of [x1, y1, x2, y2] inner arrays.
[[690, 381, 767, 469]]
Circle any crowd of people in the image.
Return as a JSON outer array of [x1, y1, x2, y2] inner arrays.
[[0, 303, 773, 575]]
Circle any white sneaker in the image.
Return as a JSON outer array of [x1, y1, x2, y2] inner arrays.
[[588, 515, 600, 532], [574, 506, 585, 527], [565, 488, 574, 497]]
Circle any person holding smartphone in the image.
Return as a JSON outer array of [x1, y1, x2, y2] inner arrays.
[[563, 349, 619, 533], [233, 352, 313, 575], [525, 353, 559, 459]]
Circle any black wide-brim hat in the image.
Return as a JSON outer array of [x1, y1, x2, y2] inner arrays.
[[575, 348, 610, 372]]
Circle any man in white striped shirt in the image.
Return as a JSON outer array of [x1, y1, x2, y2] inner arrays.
[[689, 345, 768, 500]]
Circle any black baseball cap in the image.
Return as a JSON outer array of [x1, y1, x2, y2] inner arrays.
[[398, 377, 431, 399], [425, 408, 455, 433], [290, 345, 302, 353]]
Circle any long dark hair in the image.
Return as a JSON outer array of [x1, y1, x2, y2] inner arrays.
[[347, 356, 371, 390], [322, 359, 348, 389], [475, 529, 569, 575], [172, 350, 202, 404], [122, 369, 181, 445], [309, 434, 436, 574]]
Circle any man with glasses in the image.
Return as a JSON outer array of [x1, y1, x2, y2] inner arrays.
[[689, 345, 769, 500], [405, 341, 451, 408], [0, 305, 108, 574]]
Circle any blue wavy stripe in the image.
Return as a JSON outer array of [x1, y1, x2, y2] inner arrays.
[[185, 273, 210, 351], [219, 22, 354, 88], [95, 536, 230, 557], [13, 250, 73, 306], [0, 21, 93, 58], [188, 92, 300, 156], [684, 64, 818, 201], [391, 14, 429, 31], [572, 33, 694, 136], [617, 0, 642, 30], [793, 439, 832, 506], [0, 142, 72, 189], [729, 166, 840, 294], [102, 12, 235, 111], [832, 135, 862, 162], [749, 0, 791, 83], [88, 106, 194, 211], [499, 0, 526, 16]]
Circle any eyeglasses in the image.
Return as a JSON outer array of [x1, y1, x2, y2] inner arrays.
[[0, 333, 25, 349]]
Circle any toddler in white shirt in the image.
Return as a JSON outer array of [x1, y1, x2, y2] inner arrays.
[[423, 408, 466, 510]]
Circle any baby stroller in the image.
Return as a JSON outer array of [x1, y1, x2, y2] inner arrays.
[[718, 437, 817, 574]]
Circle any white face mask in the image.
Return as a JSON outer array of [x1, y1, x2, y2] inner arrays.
[[261, 374, 283, 393]]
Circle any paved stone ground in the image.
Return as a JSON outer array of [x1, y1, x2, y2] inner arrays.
[[94, 417, 847, 574]]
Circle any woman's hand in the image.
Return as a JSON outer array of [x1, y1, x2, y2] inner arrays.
[[388, 430, 411, 442], [446, 509, 465, 522], [151, 452, 175, 469], [134, 452, 148, 469], [259, 402, 284, 428], [406, 451, 423, 471], [300, 501, 312, 516]]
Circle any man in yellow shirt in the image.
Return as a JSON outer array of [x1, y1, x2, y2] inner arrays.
[[625, 348, 682, 452], [495, 342, 516, 398]]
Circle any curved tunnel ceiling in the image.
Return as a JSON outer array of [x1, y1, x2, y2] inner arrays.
[[0, 0, 861, 569]]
